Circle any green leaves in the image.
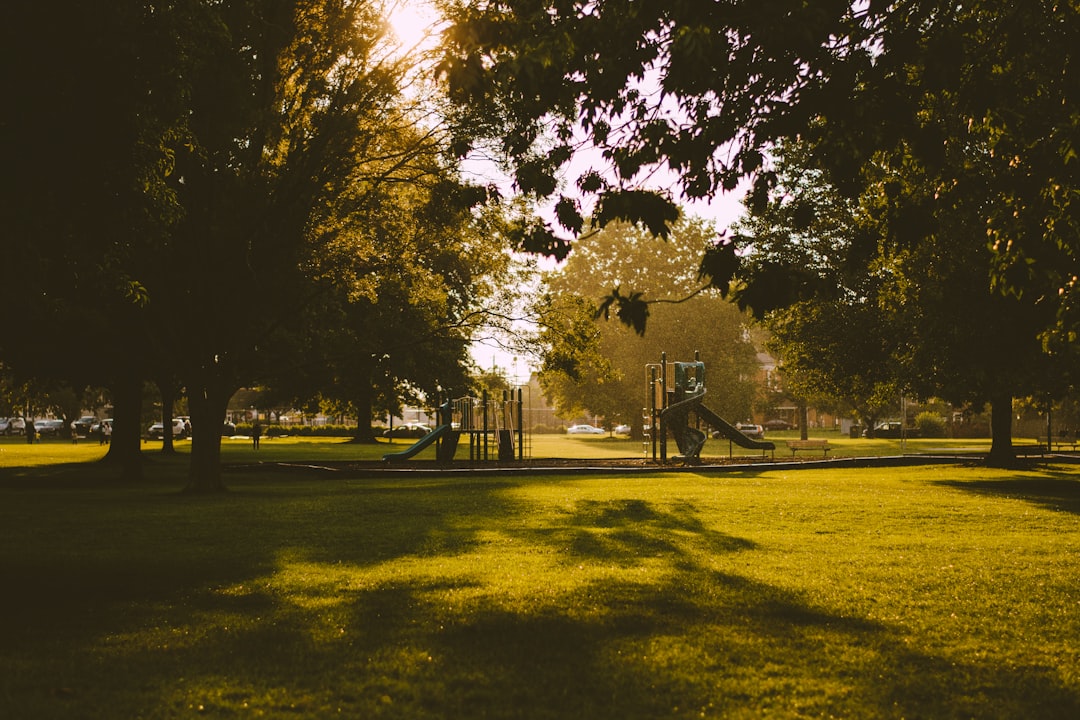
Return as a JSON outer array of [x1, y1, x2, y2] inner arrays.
[[697, 237, 740, 297], [554, 196, 584, 235], [515, 221, 572, 261], [594, 287, 650, 336], [594, 190, 680, 238], [733, 264, 827, 320]]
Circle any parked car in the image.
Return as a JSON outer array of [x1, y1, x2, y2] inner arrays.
[[614, 424, 631, 435], [148, 418, 188, 440], [34, 419, 65, 437], [566, 424, 606, 435], [222, 420, 237, 436], [382, 422, 431, 439], [734, 422, 765, 439], [863, 421, 919, 439], [72, 416, 97, 436], [763, 418, 793, 430], [1, 417, 27, 435], [0, 418, 11, 434]]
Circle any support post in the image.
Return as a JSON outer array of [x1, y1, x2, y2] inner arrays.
[[649, 366, 658, 462], [517, 387, 524, 461], [660, 352, 668, 462], [482, 389, 489, 460]]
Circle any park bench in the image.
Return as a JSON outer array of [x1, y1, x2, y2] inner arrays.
[[786, 439, 831, 457], [1037, 436, 1079, 452]]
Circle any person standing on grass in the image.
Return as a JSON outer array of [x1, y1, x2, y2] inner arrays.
[[252, 419, 262, 450]]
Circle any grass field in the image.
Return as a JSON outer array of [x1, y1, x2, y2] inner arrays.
[[0, 427, 1005, 468], [1, 437, 1078, 718]]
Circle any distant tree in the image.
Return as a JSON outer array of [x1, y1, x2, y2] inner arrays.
[[473, 367, 513, 398], [733, 141, 903, 435], [737, 140, 1060, 462], [863, 168, 1058, 462], [765, 301, 901, 438], [538, 218, 759, 436], [271, 176, 520, 442]]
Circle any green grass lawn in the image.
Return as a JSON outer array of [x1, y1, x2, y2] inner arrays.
[[1, 444, 1078, 719], [0, 428, 1004, 467]]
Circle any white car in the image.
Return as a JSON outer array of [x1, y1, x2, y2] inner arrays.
[[148, 418, 188, 440], [72, 416, 97, 436], [566, 424, 606, 435], [1, 417, 27, 435], [614, 424, 631, 435], [734, 422, 765, 439], [34, 419, 66, 436]]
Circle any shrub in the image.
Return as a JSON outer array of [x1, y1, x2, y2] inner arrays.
[[915, 412, 947, 438]]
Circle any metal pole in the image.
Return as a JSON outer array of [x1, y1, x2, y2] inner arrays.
[[660, 351, 668, 462], [482, 389, 489, 461], [517, 387, 524, 460], [900, 394, 907, 454], [650, 367, 658, 462], [1046, 402, 1053, 452]]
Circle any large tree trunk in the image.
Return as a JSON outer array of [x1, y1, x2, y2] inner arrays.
[[799, 402, 809, 441], [160, 381, 177, 454], [351, 381, 378, 443], [184, 371, 233, 493], [987, 391, 1015, 466], [103, 372, 144, 482]]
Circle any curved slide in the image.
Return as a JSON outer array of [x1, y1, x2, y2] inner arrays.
[[382, 424, 452, 461], [695, 404, 776, 451], [660, 392, 709, 459]]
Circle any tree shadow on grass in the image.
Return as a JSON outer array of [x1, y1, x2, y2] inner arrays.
[[934, 469, 1080, 515], [3, 480, 1079, 718], [535, 498, 757, 565], [420, 571, 1079, 719]]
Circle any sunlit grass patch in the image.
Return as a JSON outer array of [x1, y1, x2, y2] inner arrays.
[[0, 429, 1003, 472], [1, 461, 1078, 717]]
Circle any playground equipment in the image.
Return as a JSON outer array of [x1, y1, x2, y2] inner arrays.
[[383, 388, 526, 463], [646, 352, 775, 463]]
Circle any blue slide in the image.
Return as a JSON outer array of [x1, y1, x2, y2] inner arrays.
[[382, 424, 451, 461]]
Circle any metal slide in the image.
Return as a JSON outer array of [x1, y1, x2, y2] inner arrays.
[[660, 392, 710, 459], [695, 403, 776, 451], [382, 424, 452, 461]]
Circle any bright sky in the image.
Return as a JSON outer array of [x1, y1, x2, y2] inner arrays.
[[385, 0, 441, 54]]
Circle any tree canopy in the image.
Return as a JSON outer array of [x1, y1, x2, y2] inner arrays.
[[537, 218, 759, 434], [440, 0, 1080, 338], [738, 137, 1061, 460], [1, 0, 511, 488], [440, 0, 1079, 463]]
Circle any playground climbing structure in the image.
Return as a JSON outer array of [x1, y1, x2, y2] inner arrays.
[[646, 352, 775, 464], [383, 388, 527, 463]]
